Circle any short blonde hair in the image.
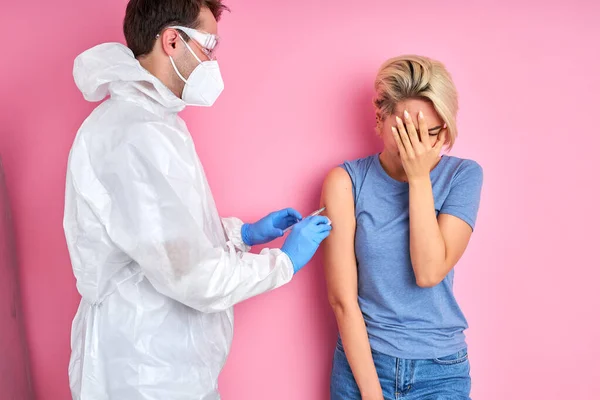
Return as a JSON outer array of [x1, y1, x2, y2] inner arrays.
[[374, 55, 459, 148]]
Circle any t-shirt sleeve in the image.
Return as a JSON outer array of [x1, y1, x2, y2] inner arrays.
[[341, 156, 375, 205], [341, 160, 357, 202], [439, 160, 483, 230]]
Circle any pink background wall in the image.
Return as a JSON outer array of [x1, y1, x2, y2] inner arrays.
[[1, 0, 599, 398], [0, 162, 34, 399]]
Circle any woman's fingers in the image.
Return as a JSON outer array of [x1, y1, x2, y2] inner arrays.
[[403, 111, 421, 149], [417, 110, 431, 148]]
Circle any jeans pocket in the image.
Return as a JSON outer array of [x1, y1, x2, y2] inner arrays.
[[432, 348, 469, 365]]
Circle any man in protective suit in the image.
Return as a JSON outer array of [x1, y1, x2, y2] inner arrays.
[[64, 1, 332, 398]]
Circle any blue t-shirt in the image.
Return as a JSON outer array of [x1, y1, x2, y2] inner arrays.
[[342, 154, 483, 359]]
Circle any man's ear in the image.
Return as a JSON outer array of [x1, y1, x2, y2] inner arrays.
[[159, 28, 181, 56]]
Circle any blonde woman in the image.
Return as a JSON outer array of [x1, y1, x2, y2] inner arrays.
[[322, 56, 483, 400]]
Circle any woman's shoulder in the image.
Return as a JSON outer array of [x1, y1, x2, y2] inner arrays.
[[441, 155, 483, 176], [324, 154, 378, 200], [439, 155, 483, 188], [340, 154, 379, 176]]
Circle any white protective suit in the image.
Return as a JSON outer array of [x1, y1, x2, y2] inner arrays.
[[64, 43, 294, 400]]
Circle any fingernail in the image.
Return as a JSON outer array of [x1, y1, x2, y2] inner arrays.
[[404, 110, 410, 119], [395, 116, 402, 124], [418, 111, 424, 119], [391, 126, 398, 133]]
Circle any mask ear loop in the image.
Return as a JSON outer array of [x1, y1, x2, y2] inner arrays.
[[169, 33, 204, 84], [169, 56, 188, 84], [178, 34, 203, 64]]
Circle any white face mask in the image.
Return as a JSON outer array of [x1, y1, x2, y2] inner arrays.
[[169, 36, 224, 107]]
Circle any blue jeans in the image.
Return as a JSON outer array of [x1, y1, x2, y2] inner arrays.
[[330, 340, 471, 400]]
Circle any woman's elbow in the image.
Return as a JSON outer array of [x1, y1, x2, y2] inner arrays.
[[328, 296, 359, 317], [414, 270, 445, 288], [415, 277, 439, 288]]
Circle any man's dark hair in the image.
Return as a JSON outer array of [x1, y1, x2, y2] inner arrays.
[[124, 0, 228, 58]]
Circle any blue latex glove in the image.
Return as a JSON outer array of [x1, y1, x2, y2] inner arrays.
[[242, 208, 303, 246], [281, 216, 332, 274]]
